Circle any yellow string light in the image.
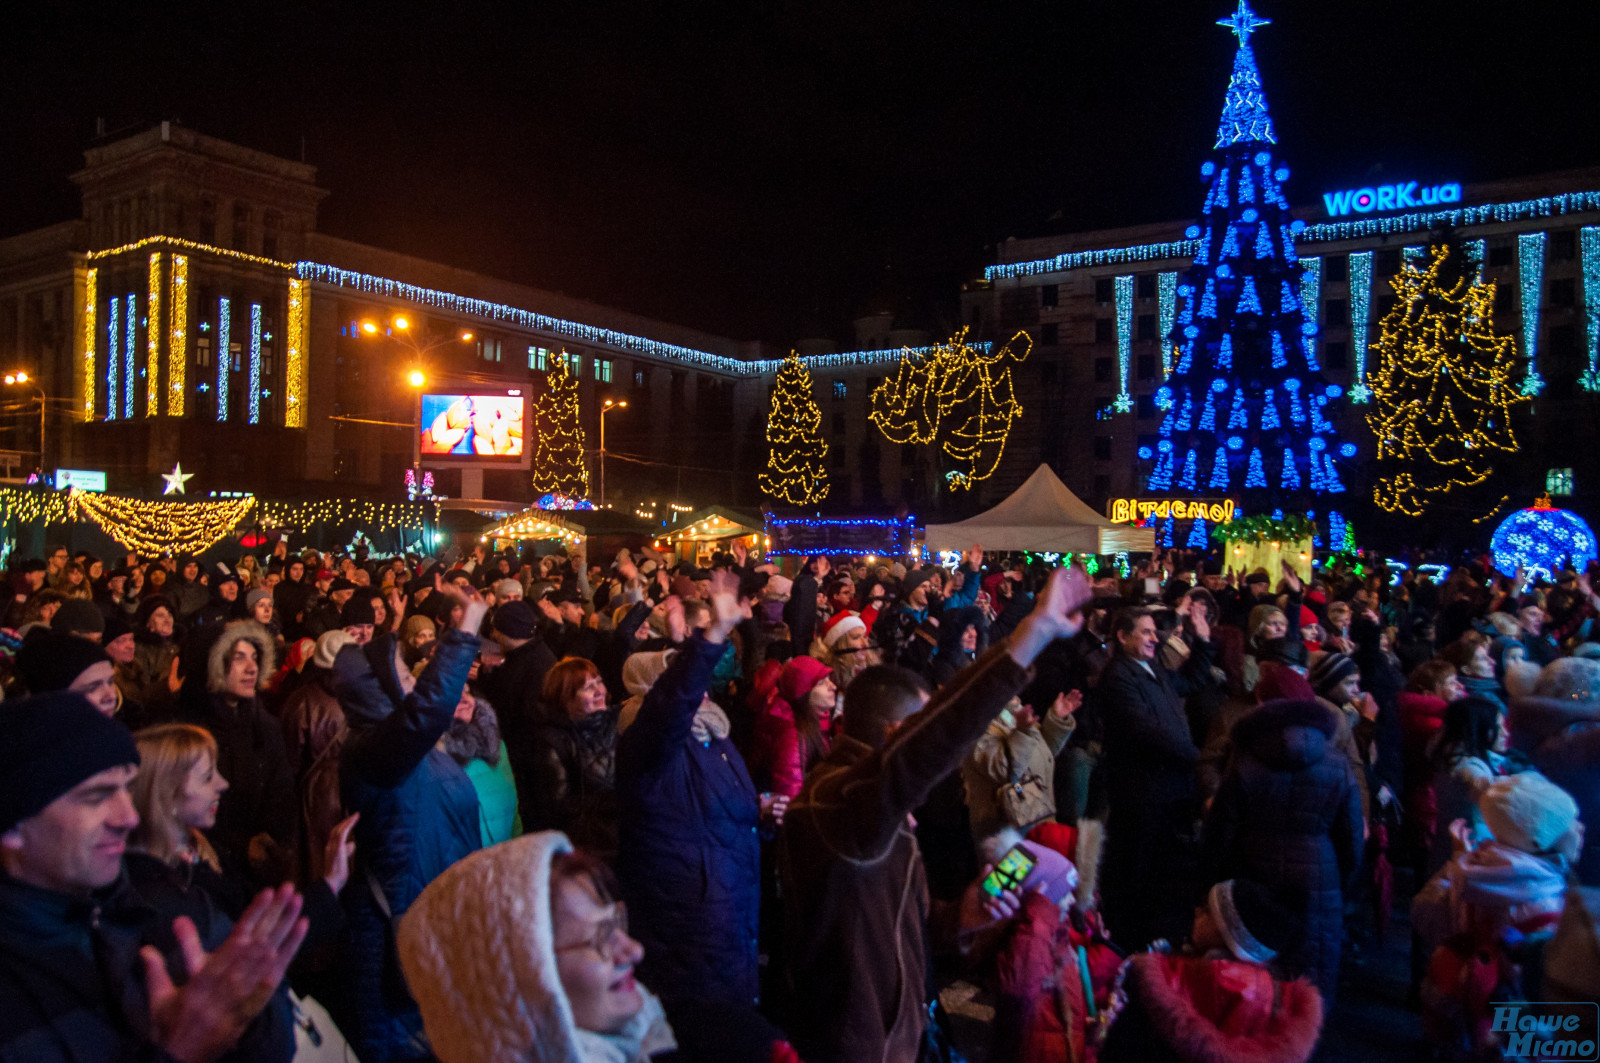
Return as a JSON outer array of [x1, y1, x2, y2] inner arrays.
[[167, 254, 188, 415], [529, 356, 590, 498], [70, 490, 256, 555], [82, 267, 97, 422], [1366, 243, 1528, 519], [145, 253, 162, 418], [869, 328, 1031, 490], [0, 487, 74, 528], [257, 498, 440, 533], [285, 278, 308, 427], [87, 235, 293, 272], [759, 351, 829, 506]]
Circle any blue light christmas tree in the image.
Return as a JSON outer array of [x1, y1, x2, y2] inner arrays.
[[1147, 2, 1348, 517]]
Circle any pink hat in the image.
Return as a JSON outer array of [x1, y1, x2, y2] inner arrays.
[[820, 611, 866, 648], [778, 655, 833, 705], [1018, 841, 1079, 906]]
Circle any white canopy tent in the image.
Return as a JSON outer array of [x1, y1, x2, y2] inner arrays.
[[924, 464, 1156, 555]]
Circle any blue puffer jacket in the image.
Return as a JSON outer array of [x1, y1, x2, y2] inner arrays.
[[1201, 697, 1362, 1003], [333, 629, 481, 1063], [616, 634, 762, 1008]]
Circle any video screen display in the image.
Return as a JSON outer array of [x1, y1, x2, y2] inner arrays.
[[419, 393, 525, 458]]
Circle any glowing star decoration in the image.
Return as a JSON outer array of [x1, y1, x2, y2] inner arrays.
[[760, 351, 830, 505], [529, 355, 590, 499], [161, 463, 195, 495], [1367, 243, 1528, 520], [1489, 496, 1598, 581], [869, 328, 1031, 491]]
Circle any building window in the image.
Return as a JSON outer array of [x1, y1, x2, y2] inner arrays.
[[1551, 230, 1577, 262], [1137, 274, 1157, 299], [1041, 322, 1059, 345], [231, 203, 250, 252], [1136, 354, 1156, 381], [1324, 341, 1347, 370], [1039, 284, 1059, 308], [195, 337, 212, 368], [1093, 436, 1113, 461], [1094, 278, 1114, 304], [1323, 255, 1347, 283], [528, 346, 549, 371], [1094, 318, 1113, 344], [1550, 324, 1578, 359], [1375, 249, 1401, 277], [594, 358, 613, 382], [198, 198, 216, 244], [1094, 357, 1113, 382], [1488, 244, 1513, 268], [1548, 468, 1575, 496], [1551, 277, 1576, 308], [633, 367, 648, 391], [1040, 362, 1057, 388], [1137, 314, 1156, 342], [1136, 394, 1155, 420], [1323, 299, 1347, 327], [832, 379, 846, 400], [1494, 286, 1515, 317]]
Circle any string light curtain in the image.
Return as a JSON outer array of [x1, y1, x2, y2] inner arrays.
[[70, 492, 256, 555]]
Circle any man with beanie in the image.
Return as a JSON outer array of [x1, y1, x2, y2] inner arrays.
[[484, 599, 558, 831], [50, 598, 106, 642], [340, 595, 377, 646], [16, 630, 120, 716], [0, 692, 308, 1063]]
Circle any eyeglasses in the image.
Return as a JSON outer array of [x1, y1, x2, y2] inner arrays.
[[553, 902, 629, 963]]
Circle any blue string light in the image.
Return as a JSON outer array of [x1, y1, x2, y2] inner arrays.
[[1228, 389, 1248, 429], [1260, 389, 1280, 430], [1348, 251, 1374, 402], [1115, 274, 1134, 410], [123, 295, 135, 420], [1245, 447, 1267, 488], [1209, 446, 1230, 489], [106, 297, 120, 422], [1178, 449, 1199, 490], [1582, 227, 1600, 392], [1519, 232, 1547, 396], [248, 303, 263, 425], [1213, 2, 1276, 147], [1200, 389, 1218, 431], [1158, 271, 1179, 371], [1175, 392, 1194, 431], [1298, 256, 1321, 370], [1328, 511, 1348, 550], [1281, 447, 1301, 490], [216, 298, 231, 421], [1238, 276, 1263, 314], [1188, 515, 1210, 548]]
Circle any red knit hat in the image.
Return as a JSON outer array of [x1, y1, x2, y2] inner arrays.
[[777, 655, 833, 705]]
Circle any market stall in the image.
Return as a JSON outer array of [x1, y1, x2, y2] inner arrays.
[[924, 464, 1154, 555]]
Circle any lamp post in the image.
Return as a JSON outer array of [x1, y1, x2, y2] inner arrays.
[[357, 315, 473, 391], [3, 371, 46, 474], [598, 398, 628, 506]]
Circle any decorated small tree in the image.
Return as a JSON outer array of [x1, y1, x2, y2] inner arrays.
[[1366, 242, 1528, 520], [759, 351, 829, 506], [531, 355, 590, 498]]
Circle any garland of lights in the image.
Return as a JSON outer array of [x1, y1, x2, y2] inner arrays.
[[1298, 256, 1321, 369], [146, 254, 162, 418], [759, 351, 830, 506], [82, 268, 97, 422], [1212, 511, 1318, 544], [1157, 271, 1179, 373], [216, 297, 232, 420], [1366, 244, 1527, 519], [1348, 250, 1374, 402], [1114, 275, 1134, 411], [88, 234, 294, 271], [763, 515, 918, 557], [167, 254, 188, 415], [106, 291, 119, 421], [869, 329, 1031, 491], [71, 491, 256, 555], [530, 357, 590, 498], [1581, 226, 1600, 392], [257, 498, 440, 533], [1518, 232, 1547, 396], [285, 279, 308, 427], [0, 487, 74, 527], [123, 293, 136, 419], [248, 303, 263, 424]]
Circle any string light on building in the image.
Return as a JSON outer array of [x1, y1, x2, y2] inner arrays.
[[88, 234, 294, 271], [759, 351, 830, 506], [1298, 256, 1321, 368], [869, 329, 1031, 491], [145, 254, 162, 417], [1115, 274, 1134, 410], [1518, 232, 1547, 396], [257, 498, 440, 533], [1348, 250, 1374, 402], [167, 254, 188, 415], [1582, 227, 1600, 391], [123, 293, 135, 420], [529, 355, 590, 498], [248, 303, 263, 424], [216, 298, 232, 420], [1157, 271, 1179, 373], [106, 294, 120, 423], [82, 268, 97, 422], [285, 278, 307, 427], [1366, 243, 1527, 519]]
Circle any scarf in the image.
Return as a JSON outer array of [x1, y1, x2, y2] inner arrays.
[[570, 984, 677, 1063]]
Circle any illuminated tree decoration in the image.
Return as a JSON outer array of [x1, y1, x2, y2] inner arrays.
[[759, 351, 830, 506], [1149, 1, 1347, 514], [869, 328, 1031, 491], [1366, 243, 1528, 520], [530, 355, 591, 499], [1489, 495, 1598, 580]]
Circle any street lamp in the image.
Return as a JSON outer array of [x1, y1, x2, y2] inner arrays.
[[598, 398, 628, 506], [355, 315, 473, 391], [3, 371, 46, 473], [408, 370, 427, 388]]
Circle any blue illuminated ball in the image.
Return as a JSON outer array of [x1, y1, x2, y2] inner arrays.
[[1241, 208, 1258, 223], [1227, 436, 1244, 451], [1184, 325, 1200, 339], [1254, 152, 1271, 167], [1339, 443, 1357, 458], [1158, 440, 1173, 453], [1155, 386, 1174, 409], [1274, 167, 1290, 181], [1138, 446, 1153, 460], [1179, 284, 1193, 295], [1211, 378, 1228, 393], [1283, 377, 1301, 392], [1184, 225, 1201, 239], [1308, 437, 1325, 452], [1325, 384, 1344, 398], [1290, 219, 1306, 233], [1201, 161, 1216, 177], [1490, 503, 1599, 580], [1301, 322, 1318, 336], [1217, 264, 1232, 278]]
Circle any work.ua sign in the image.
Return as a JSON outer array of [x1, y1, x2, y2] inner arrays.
[[1322, 181, 1462, 217]]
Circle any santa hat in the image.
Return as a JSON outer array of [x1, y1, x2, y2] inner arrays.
[[820, 611, 866, 649]]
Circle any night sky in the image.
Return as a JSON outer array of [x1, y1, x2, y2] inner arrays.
[[4, 1, 1597, 346]]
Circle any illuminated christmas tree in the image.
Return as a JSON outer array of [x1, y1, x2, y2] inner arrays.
[[531, 355, 590, 498], [1148, 2, 1349, 523], [759, 352, 830, 506], [1367, 242, 1528, 519]]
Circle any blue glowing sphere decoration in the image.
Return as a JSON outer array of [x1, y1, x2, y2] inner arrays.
[[1201, 161, 1216, 177], [1158, 439, 1173, 453], [1290, 219, 1306, 233], [1274, 167, 1290, 181], [1339, 442, 1358, 458], [1254, 151, 1271, 167], [1301, 322, 1318, 336], [1137, 446, 1153, 460], [1184, 225, 1201, 239], [1283, 377, 1301, 392], [1179, 284, 1193, 295], [1217, 263, 1232, 278], [1211, 377, 1228, 393], [1226, 435, 1244, 451], [1308, 437, 1326, 452], [1272, 509, 1285, 520], [1241, 208, 1258, 223], [1155, 386, 1174, 409], [1184, 325, 1200, 339], [1325, 384, 1344, 398], [1490, 501, 1598, 580]]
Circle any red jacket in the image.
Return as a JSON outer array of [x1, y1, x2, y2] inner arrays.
[[750, 700, 833, 800], [1399, 691, 1449, 841]]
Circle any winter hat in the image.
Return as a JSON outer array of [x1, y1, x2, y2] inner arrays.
[[0, 692, 139, 833], [1017, 840, 1079, 906], [246, 588, 272, 610], [51, 598, 105, 636], [619, 649, 677, 733], [400, 614, 437, 643], [339, 596, 377, 627], [328, 576, 356, 594], [492, 578, 522, 600], [103, 613, 132, 645], [1308, 652, 1359, 701], [1298, 605, 1320, 629], [1207, 879, 1301, 963], [1256, 636, 1309, 669], [777, 655, 834, 706], [765, 574, 793, 600], [903, 567, 941, 597], [1244, 569, 1272, 587], [1479, 773, 1580, 854], [1254, 667, 1316, 703], [313, 629, 356, 670], [820, 611, 866, 649], [16, 631, 111, 693], [889, 562, 907, 580], [670, 575, 697, 600], [493, 600, 537, 641]]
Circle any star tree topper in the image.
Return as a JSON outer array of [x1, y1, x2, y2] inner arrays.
[[1217, 0, 1270, 43], [162, 463, 194, 495]]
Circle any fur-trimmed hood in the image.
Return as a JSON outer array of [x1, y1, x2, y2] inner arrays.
[[1232, 698, 1337, 771], [204, 619, 278, 695], [440, 696, 502, 766], [1123, 952, 1323, 1063]]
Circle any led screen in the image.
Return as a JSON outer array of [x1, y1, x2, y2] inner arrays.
[[419, 394, 525, 458]]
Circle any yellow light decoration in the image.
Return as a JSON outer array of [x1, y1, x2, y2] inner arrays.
[[70, 490, 256, 555], [759, 351, 829, 506], [257, 498, 441, 533], [87, 234, 293, 272], [82, 267, 97, 422], [1366, 243, 1528, 519], [167, 254, 188, 415], [869, 328, 1031, 490], [529, 356, 590, 498], [146, 253, 162, 417], [0, 487, 74, 528], [285, 278, 308, 427]]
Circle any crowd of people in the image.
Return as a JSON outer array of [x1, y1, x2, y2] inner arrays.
[[1, 535, 1598, 1063]]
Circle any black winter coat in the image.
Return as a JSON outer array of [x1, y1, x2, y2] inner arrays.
[[487, 637, 558, 828], [617, 634, 762, 1009], [1510, 695, 1600, 885], [521, 709, 621, 855], [1200, 698, 1363, 1001]]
